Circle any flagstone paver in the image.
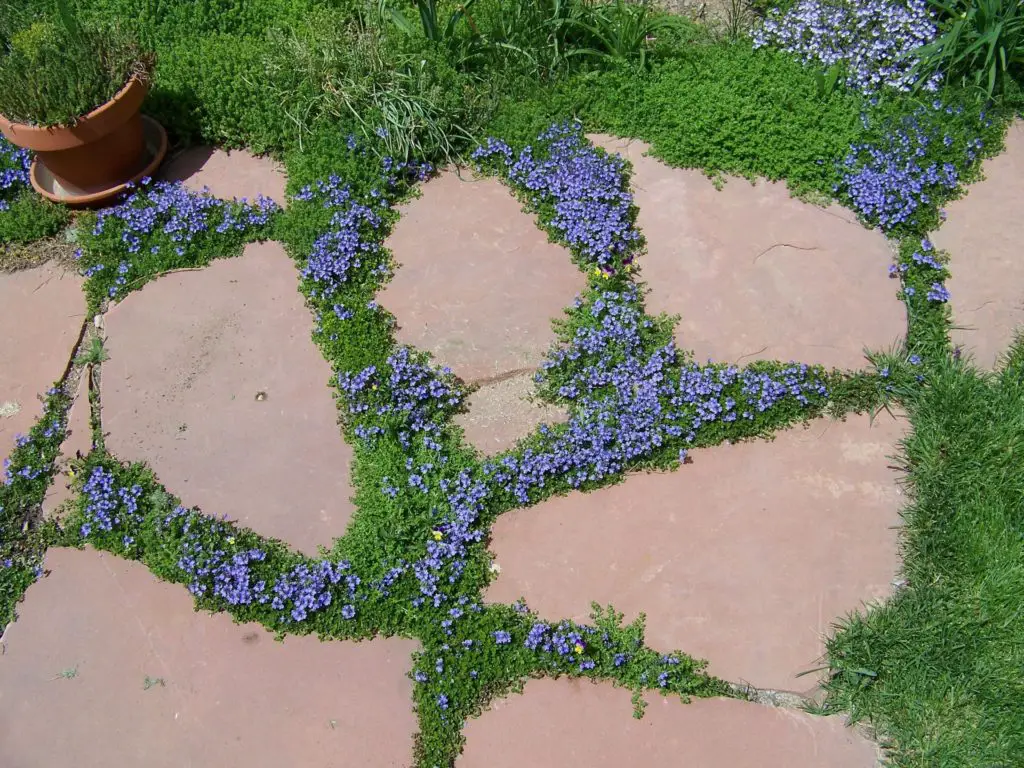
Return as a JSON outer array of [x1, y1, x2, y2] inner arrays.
[[590, 135, 903, 370], [931, 119, 1024, 369], [378, 170, 586, 384], [461, 678, 879, 767], [455, 373, 568, 455], [159, 146, 289, 206], [103, 241, 355, 555], [0, 263, 85, 468], [487, 412, 905, 693], [0, 547, 418, 768]]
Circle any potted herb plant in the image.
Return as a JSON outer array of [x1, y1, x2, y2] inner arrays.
[[0, 0, 161, 204]]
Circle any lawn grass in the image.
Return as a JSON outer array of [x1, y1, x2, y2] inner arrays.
[[822, 344, 1024, 767]]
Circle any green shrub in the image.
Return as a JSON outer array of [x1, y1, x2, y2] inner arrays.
[[554, 43, 863, 197], [378, 0, 478, 53], [0, 0, 153, 127], [468, 0, 589, 80], [148, 32, 295, 152], [467, 0, 688, 81], [263, 12, 488, 161]]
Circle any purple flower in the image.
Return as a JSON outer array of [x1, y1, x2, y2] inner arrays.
[[473, 123, 640, 270], [77, 179, 279, 299], [753, 0, 941, 95], [926, 282, 950, 302]]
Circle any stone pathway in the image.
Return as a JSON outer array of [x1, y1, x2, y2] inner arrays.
[[487, 412, 905, 694], [461, 678, 880, 767], [455, 373, 567, 456], [932, 119, 1024, 369], [0, 263, 85, 467], [0, 134, 944, 766], [0, 547, 417, 768], [380, 170, 585, 384], [379, 170, 579, 454], [102, 241, 355, 556], [590, 135, 903, 370], [160, 146, 289, 206]]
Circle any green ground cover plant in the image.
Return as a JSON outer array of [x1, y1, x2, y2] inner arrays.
[[0, 127, 68, 245], [0, 385, 71, 629], [1, 0, 1022, 766]]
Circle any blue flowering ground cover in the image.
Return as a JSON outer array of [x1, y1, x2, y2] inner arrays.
[[0, 385, 71, 629], [838, 99, 1000, 234], [753, 0, 942, 95], [74, 176, 281, 309], [2, 121, 887, 765], [0, 136, 68, 246]]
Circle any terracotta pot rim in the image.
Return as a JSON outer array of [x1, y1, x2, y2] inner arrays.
[[29, 114, 168, 208], [0, 73, 148, 136]]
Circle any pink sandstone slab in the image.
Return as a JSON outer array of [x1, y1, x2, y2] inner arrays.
[[378, 170, 586, 382], [486, 412, 905, 693], [103, 242, 355, 555], [461, 678, 879, 768], [159, 146, 288, 205], [589, 135, 903, 370], [931, 120, 1024, 369], [0, 547, 418, 768], [455, 373, 568, 456], [0, 263, 85, 468], [41, 373, 92, 519]]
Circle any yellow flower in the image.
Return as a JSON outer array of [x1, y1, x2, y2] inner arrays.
[[601, 271, 610, 279], [432, 530, 444, 541], [226, 536, 236, 545], [371, 384, 378, 390], [574, 643, 584, 654]]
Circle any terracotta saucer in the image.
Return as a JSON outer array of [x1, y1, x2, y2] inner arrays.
[[30, 114, 168, 208]]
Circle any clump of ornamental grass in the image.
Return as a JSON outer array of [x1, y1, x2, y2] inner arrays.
[[913, 0, 1024, 100]]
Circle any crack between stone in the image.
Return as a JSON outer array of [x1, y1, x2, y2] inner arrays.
[[734, 345, 770, 363], [751, 242, 820, 264], [467, 367, 537, 388]]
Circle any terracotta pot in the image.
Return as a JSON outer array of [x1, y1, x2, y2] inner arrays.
[[0, 75, 148, 196]]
